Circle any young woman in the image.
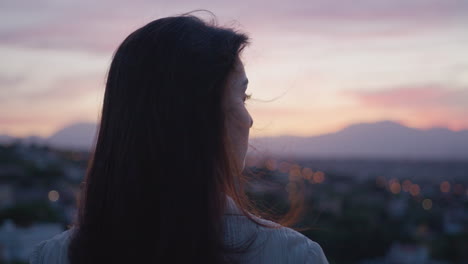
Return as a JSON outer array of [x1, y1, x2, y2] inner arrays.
[[29, 11, 329, 264]]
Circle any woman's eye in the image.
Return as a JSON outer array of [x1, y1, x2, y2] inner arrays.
[[243, 93, 252, 103]]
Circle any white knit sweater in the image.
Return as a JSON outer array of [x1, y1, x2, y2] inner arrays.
[[29, 196, 329, 264]]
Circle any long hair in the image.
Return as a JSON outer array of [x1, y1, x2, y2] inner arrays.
[[67, 10, 280, 264]]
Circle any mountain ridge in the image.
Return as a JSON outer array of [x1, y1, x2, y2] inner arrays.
[[1, 120, 467, 159]]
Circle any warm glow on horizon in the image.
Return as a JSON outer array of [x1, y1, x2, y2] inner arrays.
[[1, 0, 467, 139]]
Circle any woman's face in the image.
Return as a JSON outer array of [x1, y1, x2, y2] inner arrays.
[[224, 58, 253, 171]]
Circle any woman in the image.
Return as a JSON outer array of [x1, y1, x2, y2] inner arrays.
[[29, 11, 329, 264]]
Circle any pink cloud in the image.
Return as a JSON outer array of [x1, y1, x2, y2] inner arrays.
[[0, 116, 40, 125], [344, 84, 468, 131], [1, 0, 468, 53], [347, 84, 468, 109], [288, 0, 468, 22], [0, 16, 138, 53], [28, 75, 104, 101], [0, 73, 105, 104]]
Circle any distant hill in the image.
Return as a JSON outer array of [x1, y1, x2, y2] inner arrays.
[[1, 120, 467, 159], [46, 122, 97, 151], [0, 135, 15, 143], [249, 121, 468, 160], [0, 122, 97, 151]]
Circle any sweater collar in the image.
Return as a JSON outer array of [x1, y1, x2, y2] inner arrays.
[[224, 195, 244, 216]]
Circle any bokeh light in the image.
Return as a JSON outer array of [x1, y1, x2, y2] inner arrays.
[[440, 181, 451, 193], [402, 179, 412, 192], [302, 167, 314, 180], [390, 182, 401, 194], [312, 171, 325, 184], [410, 184, 420, 196], [278, 161, 291, 174], [422, 199, 432, 210], [264, 158, 277, 171], [288, 164, 302, 181], [48, 190, 60, 202]]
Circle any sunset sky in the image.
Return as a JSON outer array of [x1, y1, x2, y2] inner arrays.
[[1, 0, 467, 138]]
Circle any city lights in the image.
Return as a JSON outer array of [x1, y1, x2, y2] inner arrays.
[[410, 184, 421, 196], [48, 190, 60, 202], [440, 181, 451, 193], [288, 164, 302, 181], [402, 180, 412, 192], [312, 171, 325, 184], [302, 167, 314, 180], [265, 158, 277, 171], [422, 199, 432, 210], [390, 182, 401, 194], [278, 161, 291, 173]]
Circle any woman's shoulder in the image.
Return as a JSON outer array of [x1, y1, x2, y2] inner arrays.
[[224, 208, 329, 263], [29, 227, 75, 264], [255, 218, 329, 264]]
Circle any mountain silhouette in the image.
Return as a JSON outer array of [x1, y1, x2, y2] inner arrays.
[[249, 121, 468, 160], [46, 122, 97, 150], [1, 120, 467, 159]]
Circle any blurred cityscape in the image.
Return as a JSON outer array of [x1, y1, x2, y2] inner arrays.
[[244, 155, 468, 264], [0, 141, 467, 264], [2, 0, 468, 263]]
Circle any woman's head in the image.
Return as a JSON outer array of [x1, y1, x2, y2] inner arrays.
[[224, 57, 253, 171], [69, 11, 258, 264]]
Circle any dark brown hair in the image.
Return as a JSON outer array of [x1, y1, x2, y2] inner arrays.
[[66, 10, 292, 264]]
